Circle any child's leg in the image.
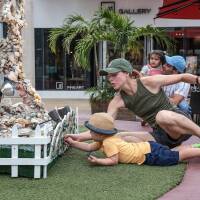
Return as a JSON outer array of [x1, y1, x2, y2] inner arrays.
[[178, 145, 200, 161], [117, 131, 155, 143]]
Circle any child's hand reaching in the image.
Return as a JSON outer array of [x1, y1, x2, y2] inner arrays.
[[64, 136, 74, 145], [87, 155, 99, 165], [64, 134, 80, 141]]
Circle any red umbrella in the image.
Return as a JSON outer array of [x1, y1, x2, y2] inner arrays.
[[155, 0, 200, 19]]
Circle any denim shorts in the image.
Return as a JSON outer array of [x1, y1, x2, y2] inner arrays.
[[150, 108, 192, 149], [144, 141, 179, 166]]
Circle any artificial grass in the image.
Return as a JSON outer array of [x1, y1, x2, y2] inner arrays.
[[0, 126, 186, 199], [0, 147, 186, 200]]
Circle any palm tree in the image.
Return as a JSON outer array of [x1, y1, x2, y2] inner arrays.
[[92, 9, 172, 58], [49, 14, 101, 72], [49, 9, 172, 71]]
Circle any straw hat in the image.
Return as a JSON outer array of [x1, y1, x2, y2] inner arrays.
[[84, 113, 117, 135]]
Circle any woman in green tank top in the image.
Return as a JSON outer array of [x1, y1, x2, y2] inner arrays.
[[65, 58, 200, 148]]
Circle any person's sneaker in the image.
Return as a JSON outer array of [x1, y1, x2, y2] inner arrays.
[[57, 106, 70, 119], [192, 143, 200, 148]]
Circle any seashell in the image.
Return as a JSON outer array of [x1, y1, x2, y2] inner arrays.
[[7, 71, 18, 81], [15, 118, 31, 127], [19, 128, 32, 137]]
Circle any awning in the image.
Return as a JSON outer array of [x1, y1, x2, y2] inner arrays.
[[168, 28, 200, 38], [155, 0, 200, 19]]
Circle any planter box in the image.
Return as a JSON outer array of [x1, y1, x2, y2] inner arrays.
[[0, 124, 53, 178], [91, 101, 109, 113], [116, 108, 136, 121]]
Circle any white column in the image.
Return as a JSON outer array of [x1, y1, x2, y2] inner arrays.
[[22, 0, 35, 86], [102, 41, 107, 69]]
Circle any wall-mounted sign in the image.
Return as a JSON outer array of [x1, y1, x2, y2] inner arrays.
[[119, 8, 151, 15], [56, 82, 63, 90], [101, 1, 115, 12]]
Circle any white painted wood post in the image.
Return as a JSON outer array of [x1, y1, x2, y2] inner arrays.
[[43, 124, 48, 178], [76, 107, 79, 134], [11, 125, 19, 177], [34, 125, 41, 178]]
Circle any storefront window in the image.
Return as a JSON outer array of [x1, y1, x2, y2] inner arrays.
[[35, 28, 93, 90], [107, 40, 144, 71], [154, 27, 200, 75]]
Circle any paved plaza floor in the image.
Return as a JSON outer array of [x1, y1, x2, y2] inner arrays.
[[43, 98, 200, 200]]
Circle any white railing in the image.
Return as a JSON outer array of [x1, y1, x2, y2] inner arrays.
[[0, 107, 78, 178]]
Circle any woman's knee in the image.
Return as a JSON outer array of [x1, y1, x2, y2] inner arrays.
[[156, 110, 174, 126]]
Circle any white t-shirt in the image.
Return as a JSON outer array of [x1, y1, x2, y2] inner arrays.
[[163, 82, 190, 100]]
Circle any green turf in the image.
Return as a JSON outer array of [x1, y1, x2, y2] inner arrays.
[[0, 127, 186, 199], [0, 147, 186, 200]]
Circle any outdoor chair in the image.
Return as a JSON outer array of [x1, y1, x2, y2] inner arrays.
[[190, 90, 200, 125]]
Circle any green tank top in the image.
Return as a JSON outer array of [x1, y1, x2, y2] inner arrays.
[[120, 79, 174, 127]]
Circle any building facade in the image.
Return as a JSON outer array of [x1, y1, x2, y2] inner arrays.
[[23, 0, 200, 99]]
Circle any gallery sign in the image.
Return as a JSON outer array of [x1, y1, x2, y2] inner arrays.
[[100, 2, 151, 15], [119, 8, 151, 15]]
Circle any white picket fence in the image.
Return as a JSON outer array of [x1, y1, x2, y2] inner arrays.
[[0, 107, 78, 178]]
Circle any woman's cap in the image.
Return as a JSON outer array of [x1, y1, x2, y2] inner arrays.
[[99, 58, 133, 76], [84, 112, 118, 135], [165, 55, 186, 73]]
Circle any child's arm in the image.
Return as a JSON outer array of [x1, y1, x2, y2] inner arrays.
[[88, 154, 119, 166], [65, 137, 100, 152], [64, 131, 92, 142]]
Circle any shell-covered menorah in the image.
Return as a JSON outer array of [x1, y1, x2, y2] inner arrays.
[[0, 0, 50, 134], [0, 0, 44, 110]]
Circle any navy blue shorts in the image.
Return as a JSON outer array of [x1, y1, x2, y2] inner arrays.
[[144, 141, 179, 166], [150, 108, 192, 148]]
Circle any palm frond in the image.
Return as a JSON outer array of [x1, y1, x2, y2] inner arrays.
[[48, 28, 65, 53], [74, 35, 95, 70], [62, 26, 88, 53], [131, 25, 173, 49], [64, 14, 88, 27]]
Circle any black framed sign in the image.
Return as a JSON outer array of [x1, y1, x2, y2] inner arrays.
[[101, 1, 115, 12]]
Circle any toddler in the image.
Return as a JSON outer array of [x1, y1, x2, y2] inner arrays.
[[141, 50, 165, 76], [65, 112, 200, 166]]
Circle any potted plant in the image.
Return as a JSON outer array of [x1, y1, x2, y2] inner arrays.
[[85, 81, 115, 114]]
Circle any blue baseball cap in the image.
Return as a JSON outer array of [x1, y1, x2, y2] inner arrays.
[[165, 55, 186, 73]]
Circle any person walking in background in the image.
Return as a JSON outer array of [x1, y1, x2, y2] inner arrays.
[[140, 50, 166, 76], [65, 112, 200, 167], [163, 55, 191, 115]]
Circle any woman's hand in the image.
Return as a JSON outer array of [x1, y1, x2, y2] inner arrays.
[[131, 69, 141, 78]]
